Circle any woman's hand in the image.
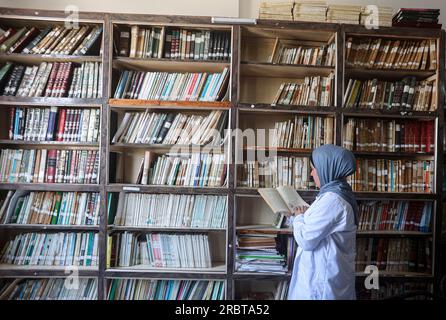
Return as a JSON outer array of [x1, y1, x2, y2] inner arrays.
[[287, 205, 308, 217]]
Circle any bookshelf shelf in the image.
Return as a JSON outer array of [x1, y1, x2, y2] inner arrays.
[[345, 67, 436, 81], [113, 57, 230, 73], [109, 226, 226, 233], [0, 53, 102, 64], [0, 7, 443, 301], [109, 143, 225, 154], [108, 99, 231, 109], [240, 62, 334, 78], [0, 224, 99, 232], [0, 183, 100, 192]]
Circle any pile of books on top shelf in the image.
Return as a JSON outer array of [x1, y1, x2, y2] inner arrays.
[[0, 25, 102, 55], [235, 234, 287, 274], [293, 0, 327, 22], [360, 5, 393, 27], [326, 5, 361, 24], [259, 2, 294, 21], [393, 8, 441, 29]]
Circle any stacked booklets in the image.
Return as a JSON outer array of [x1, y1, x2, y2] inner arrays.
[[107, 279, 225, 300], [259, 2, 294, 21], [0, 191, 100, 225], [345, 37, 437, 70], [137, 152, 226, 187], [0, 278, 98, 300], [293, 0, 328, 22], [357, 201, 432, 232], [271, 115, 334, 149], [393, 8, 441, 29], [348, 159, 434, 193], [356, 238, 432, 273], [1, 62, 102, 98], [272, 74, 334, 106], [8, 107, 100, 142], [343, 119, 435, 153], [236, 234, 287, 274], [113, 193, 227, 229], [164, 29, 231, 61], [113, 67, 229, 101], [0, 149, 99, 184], [343, 78, 436, 111], [360, 6, 393, 27], [0, 232, 99, 266], [112, 110, 227, 145], [111, 232, 212, 269], [0, 25, 102, 55], [326, 5, 361, 24], [238, 156, 311, 189]]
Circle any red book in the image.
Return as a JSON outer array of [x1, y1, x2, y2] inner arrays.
[[7, 27, 40, 53], [56, 108, 67, 141], [63, 109, 73, 142], [427, 121, 434, 153], [45, 149, 58, 183], [59, 62, 72, 97], [52, 62, 66, 98], [44, 62, 60, 97], [185, 73, 199, 100]]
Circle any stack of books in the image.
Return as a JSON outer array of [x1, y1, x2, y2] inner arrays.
[[293, 0, 327, 22], [393, 8, 441, 29], [259, 2, 294, 21], [326, 5, 361, 24], [236, 234, 287, 274], [360, 6, 393, 27]]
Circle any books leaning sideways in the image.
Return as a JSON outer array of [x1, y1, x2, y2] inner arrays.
[[259, 2, 294, 21], [236, 234, 287, 274], [293, 0, 328, 23], [327, 5, 361, 24], [393, 8, 441, 29], [360, 6, 393, 27]]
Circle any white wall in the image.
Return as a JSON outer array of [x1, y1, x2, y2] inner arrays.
[[0, 0, 239, 17], [239, 0, 446, 26]]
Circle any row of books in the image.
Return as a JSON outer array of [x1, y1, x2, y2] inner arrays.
[[343, 77, 435, 111], [240, 281, 289, 300], [8, 107, 100, 142], [345, 37, 437, 70], [0, 25, 102, 55], [393, 8, 441, 29], [272, 74, 334, 106], [0, 191, 100, 225], [164, 29, 230, 61], [358, 282, 432, 300], [236, 234, 287, 274], [271, 115, 334, 149], [237, 156, 312, 189], [357, 201, 432, 232], [0, 149, 99, 184], [107, 279, 225, 300], [112, 110, 227, 145], [117, 26, 163, 59], [270, 41, 335, 66], [343, 119, 435, 153], [1, 232, 99, 266], [1, 62, 102, 99], [113, 193, 227, 229], [0, 278, 98, 300], [348, 159, 434, 193], [356, 238, 431, 273], [111, 232, 212, 269], [113, 68, 229, 102], [135, 152, 227, 187]]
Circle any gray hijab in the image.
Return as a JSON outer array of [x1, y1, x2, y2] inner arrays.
[[311, 144, 358, 225]]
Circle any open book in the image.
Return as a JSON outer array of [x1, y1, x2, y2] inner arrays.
[[258, 186, 309, 228]]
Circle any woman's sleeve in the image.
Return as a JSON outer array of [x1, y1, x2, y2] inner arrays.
[[292, 193, 343, 251]]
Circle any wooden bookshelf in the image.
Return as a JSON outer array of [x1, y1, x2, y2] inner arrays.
[[0, 7, 444, 301]]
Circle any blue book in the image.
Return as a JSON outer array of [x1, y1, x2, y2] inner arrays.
[[198, 75, 213, 101]]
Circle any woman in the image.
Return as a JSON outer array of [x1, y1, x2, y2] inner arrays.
[[287, 144, 358, 300]]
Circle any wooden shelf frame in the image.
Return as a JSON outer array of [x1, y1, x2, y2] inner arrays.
[[0, 7, 443, 300]]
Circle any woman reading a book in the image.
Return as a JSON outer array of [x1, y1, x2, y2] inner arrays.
[[287, 144, 357, 300]]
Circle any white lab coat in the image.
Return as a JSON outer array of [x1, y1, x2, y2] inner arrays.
[[288, 191, 357, 300]]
